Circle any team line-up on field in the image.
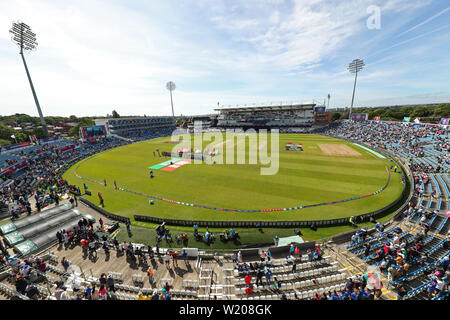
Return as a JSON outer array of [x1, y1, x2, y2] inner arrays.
[[168, 129, 280, 175]]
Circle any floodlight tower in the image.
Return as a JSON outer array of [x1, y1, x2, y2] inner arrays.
[[347, 58, 365, 119], [166, 81, 176, 119], [10, 21, 49, 138]]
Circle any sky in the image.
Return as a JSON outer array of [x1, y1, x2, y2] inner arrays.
[[0, 0, 449, 117]]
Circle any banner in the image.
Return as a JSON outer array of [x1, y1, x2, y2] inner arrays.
[[160, 159, 192, 172], [149, 158, 182, 170], [440, 118, 449, 126], [60, 145, 75, 152], [0, 141, 31, 152], [374, 116, 380, 121], [39, 136, 59, 144], [351, 113, 368, 121], [0, 160, 28, 177], [314, 106, 326, 112], [403, 117, 410, 123]]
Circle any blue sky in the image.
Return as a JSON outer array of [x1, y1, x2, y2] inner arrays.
[[0, 0, 449, 117]]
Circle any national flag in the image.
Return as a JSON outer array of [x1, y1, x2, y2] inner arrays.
[[29, 135, 38, 145], [365, 266, 383, 290]]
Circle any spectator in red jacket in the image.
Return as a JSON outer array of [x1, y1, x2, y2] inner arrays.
[[244, 273, 252, 286]]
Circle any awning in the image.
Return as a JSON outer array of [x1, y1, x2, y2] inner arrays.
[[278, 235, 304, 247], [14, 240, 38, 256]]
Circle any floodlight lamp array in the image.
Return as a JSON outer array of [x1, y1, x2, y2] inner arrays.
[[9, 21, 38, 52], [166, 81, 176, 91], [347, 59, 365, 73]]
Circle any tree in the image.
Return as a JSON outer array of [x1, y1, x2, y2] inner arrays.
[[29, 128, 46, 139], [432, 103, 450, 118], [332, 112, 341, 121], [342, 110, 350, 119], [0, 139, 11, 146], [0, 123, 17, 141], [112, 110, 120, 118], [68, 118, 95, 137], [411, 106, 432, 118], [399, 106, 414, 118]]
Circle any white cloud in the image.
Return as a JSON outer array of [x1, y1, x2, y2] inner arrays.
[[0, 0, 448, 116], [397, 5, 450, 36]]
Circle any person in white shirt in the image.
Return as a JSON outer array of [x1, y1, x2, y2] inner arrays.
[[419, 215, 427, 225], [435, 278, 445, 293]]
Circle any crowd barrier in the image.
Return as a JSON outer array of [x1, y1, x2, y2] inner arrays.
[[80, 197, 129, 223]]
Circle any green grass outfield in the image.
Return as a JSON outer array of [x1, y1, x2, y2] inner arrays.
[[63, 133, 404, 224]]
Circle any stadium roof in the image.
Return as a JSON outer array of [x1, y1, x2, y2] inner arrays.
[[214, 103, 316, 113]]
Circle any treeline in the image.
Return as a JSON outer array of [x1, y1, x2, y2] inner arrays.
[[0, 113, 70, 126], [0, 123, 46, 147], [0, 113, 96, 146], [332, 103, 450, 122], [0, 113, 103, 125]]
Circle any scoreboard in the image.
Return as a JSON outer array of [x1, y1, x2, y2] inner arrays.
[[80, 125, 107, 139]]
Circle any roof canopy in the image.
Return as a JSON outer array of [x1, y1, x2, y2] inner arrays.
[[215, 104, 316, 113]]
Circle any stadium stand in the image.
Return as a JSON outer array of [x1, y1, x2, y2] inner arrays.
[[0, 118, 448, 301]]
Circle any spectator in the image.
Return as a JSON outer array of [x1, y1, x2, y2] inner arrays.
[[106, 275, 115, 292], [61, 257, 69, 271]]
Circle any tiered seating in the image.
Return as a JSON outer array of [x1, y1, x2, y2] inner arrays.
[[402, 253, 449, 300], [345, 227, 396, 250], [390, 239, 448, 286], [432, 289, 450, 300], [362, 231, 412, 262], [0, 283, 31, 300], [233, 254, 348, 300], [107, 272, 123, 283]]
